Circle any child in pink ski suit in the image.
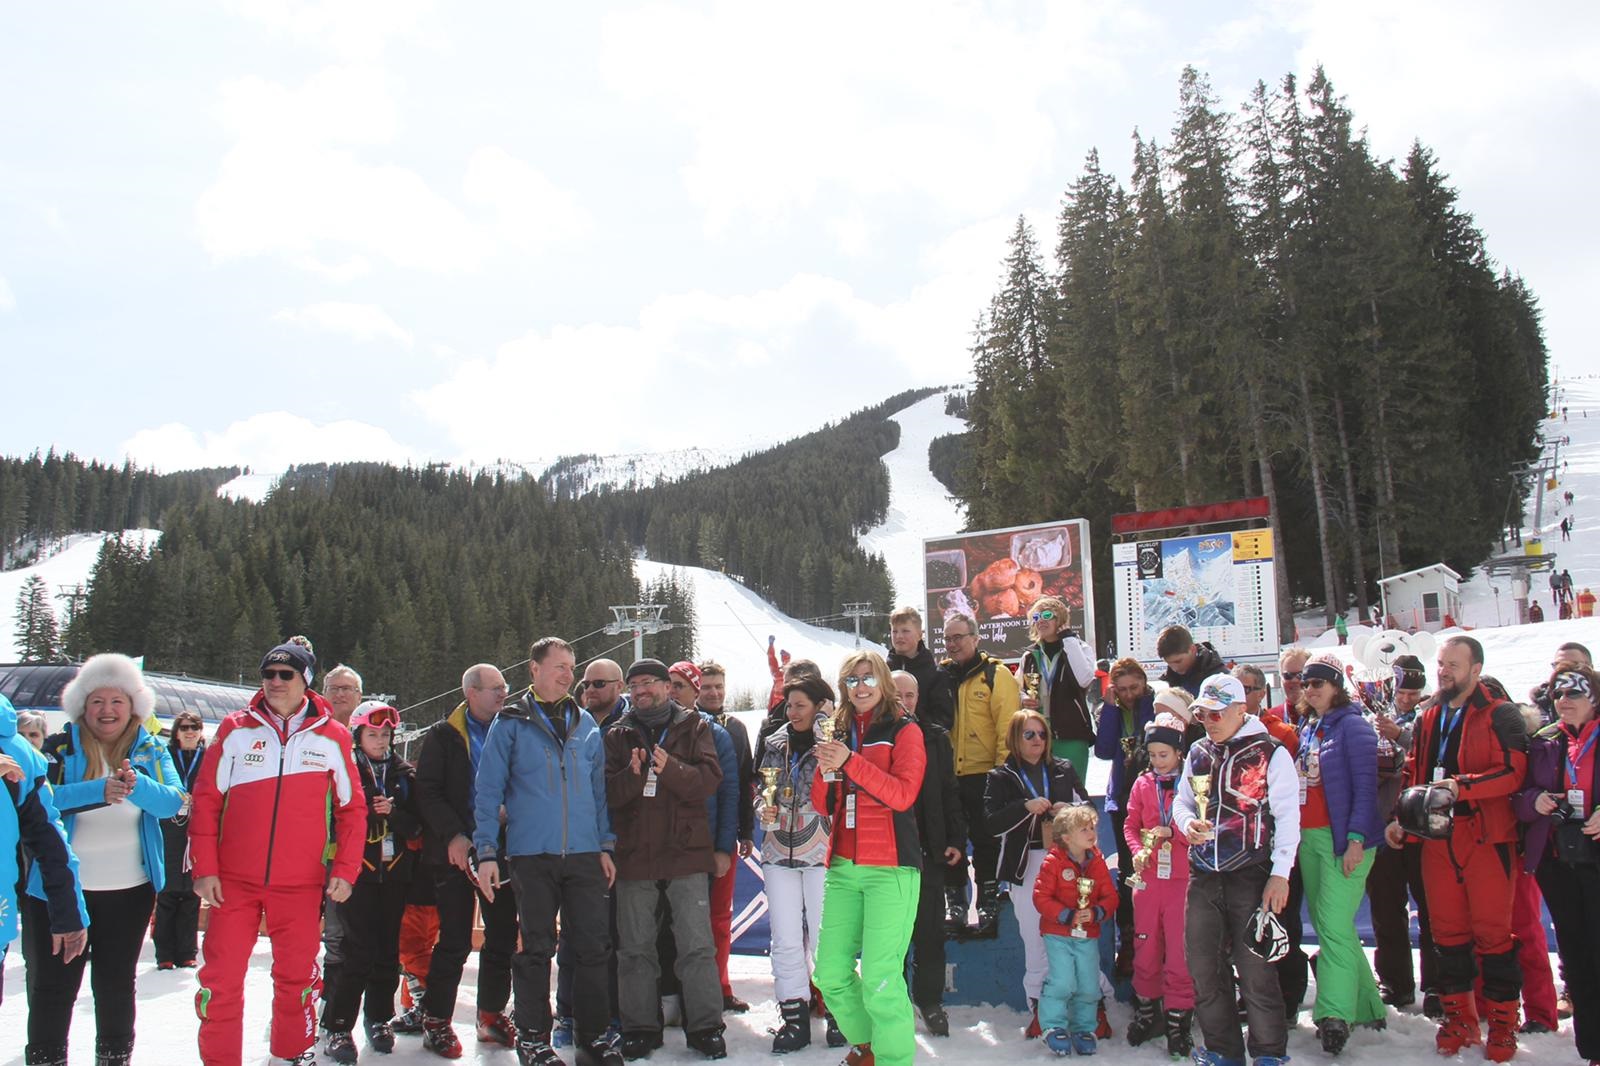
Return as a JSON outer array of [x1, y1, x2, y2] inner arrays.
[[1121, 714, 1194, 1058]]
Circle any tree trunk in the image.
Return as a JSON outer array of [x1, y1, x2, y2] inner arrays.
[[1332, 391, 1370, 620], [1246, 379, 1297, 642], [1297, 364, 1340, 626]]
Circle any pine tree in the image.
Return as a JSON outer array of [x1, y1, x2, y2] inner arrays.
[[13, 575, 60, 661]]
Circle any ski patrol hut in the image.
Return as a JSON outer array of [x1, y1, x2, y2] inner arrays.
[[1378, 563, 1463, 632]]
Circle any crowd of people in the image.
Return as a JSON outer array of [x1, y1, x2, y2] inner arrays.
[[2, 608, 1598, 1066]]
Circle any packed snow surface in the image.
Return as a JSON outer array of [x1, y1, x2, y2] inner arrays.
[[859, 391, 969, 608], [216, 472, 277, 502], [0, 530, 161, 659]]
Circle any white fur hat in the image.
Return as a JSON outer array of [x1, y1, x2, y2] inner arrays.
[[61, 653, 155, 723]]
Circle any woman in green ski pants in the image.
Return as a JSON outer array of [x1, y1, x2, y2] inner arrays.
[[811, 650, 928, 1066], [1297, 653, 1385, 1055]]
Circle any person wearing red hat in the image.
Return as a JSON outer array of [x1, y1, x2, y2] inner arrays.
[[190, 642, 366, 1066]]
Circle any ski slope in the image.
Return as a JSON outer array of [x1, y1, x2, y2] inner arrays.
[[632, 558, 879, 715], [859, 390, 969, 607], [0, 529, 161, 659]]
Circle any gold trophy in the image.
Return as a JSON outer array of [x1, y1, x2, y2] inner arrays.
[[1024, 670, 1041, 704], [759, 767, 782, 827], [816, 715, 840, 782], [1191, 774, 1213, 841], [1126, 828, 1157, 891], [1073, 874, 1094, 935]]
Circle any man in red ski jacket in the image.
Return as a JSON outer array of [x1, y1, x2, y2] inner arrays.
[[190, 642, 366, 1066], [1385, 635, 1528, 1062]]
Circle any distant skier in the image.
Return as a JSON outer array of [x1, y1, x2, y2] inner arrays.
[[1579, 588, 1596, 619]]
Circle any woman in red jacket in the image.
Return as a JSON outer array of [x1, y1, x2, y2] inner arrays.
[[812, 650, 926, 1066]]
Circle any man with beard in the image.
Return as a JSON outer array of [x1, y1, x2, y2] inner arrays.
[[1385, 636, 1528, 1062], [581, 660, 629, 732], [604, 660, 726, 1060], [887, 607, 953, 731]]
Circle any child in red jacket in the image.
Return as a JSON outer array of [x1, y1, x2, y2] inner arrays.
[[1033, 804, 1119, 1056], [1121, 715, 1194, 1057]]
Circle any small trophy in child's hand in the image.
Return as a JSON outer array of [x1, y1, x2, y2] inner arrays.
[[759, 767, 781, 827], [1072, 875, 1094, 937], [1127, 828, 1157, 891]]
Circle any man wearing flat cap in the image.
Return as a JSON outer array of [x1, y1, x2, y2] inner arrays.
[[604, 660, 727, 1060]]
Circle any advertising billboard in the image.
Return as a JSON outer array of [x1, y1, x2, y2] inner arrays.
[[1112, 528, 1279, 662], [923, 519, 1094, 661]]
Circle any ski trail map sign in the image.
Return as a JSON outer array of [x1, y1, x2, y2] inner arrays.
[[1113, 529, 1278, 661], [923, 519, 1095, 661]]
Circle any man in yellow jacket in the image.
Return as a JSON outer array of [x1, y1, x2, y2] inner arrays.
[[939, 609, 1020, 936]]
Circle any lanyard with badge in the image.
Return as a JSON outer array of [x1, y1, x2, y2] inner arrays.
[[1020, 762, 1049, 846], [1565, 727, 1598, 815], [360, 753, 396, 861], [1434, 704, 1465, 782], [844, 719, 862, 829], [1155, 774, 1177, 879], [1298, 721, 1324, 805], [643, 725, 669, 798]]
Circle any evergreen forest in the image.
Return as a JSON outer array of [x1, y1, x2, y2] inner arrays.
[[1, 391, 933, 718], [946, 67, 1549, 642]]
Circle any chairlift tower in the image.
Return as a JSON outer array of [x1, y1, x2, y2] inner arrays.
[[606, 605, 673, 662], [842, 602, 875, 648]]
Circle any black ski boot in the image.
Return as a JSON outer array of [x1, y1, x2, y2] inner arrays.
[[1163, 1008, 1193, 1058], [944, 886, 968, 936], [974, 881, 1001, 937], [825, 1013, 847, 1048], [25, 1047, 67, 1066], [95, 1041, 134, 1066], [1125, 996, 1162, 1047], [1317, 1017, 1350, 1056], [770, 999, 811, 1053]]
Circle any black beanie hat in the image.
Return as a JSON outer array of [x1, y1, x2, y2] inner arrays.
[[1392, 655, 1426, 692], [260, 642, 316, 686], [626, 658, 671, 683]]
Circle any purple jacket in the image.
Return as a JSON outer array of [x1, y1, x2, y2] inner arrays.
[[1094, 692, 1156, 812], [1513, 722, 1600, 873], [1303, 703, 1382, 855]]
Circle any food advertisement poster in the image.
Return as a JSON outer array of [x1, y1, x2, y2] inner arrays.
[[923, 519, 1095, 662]]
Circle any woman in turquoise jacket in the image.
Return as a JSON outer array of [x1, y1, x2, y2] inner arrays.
[[25, 654, 185, 1066]]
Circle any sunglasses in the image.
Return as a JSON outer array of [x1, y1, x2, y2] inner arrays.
[[1029, 609, 1057, 623], [581, 679, 619, 690], [1020, 729, 1047, 741], [261, 668, 299, 682], [1280, 671, 1304, 681], [176, 724, 203, 732], [1194, 707, 1229, 722], [1552, 685, 1592, 701], [1242, 684, 1264, 693], [843, 674, 880, 689], [1303, 678, 1332, 689]]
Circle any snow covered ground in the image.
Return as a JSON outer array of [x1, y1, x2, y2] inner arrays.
[[632, 559, 879, 718], [217, 472, 278, 502], [0, 529, 161, 659], [858, 391, 969, 609], [0, 933, 1572, 1065]]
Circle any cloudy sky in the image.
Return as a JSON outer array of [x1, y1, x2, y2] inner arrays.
[[3, 1, 1595, 475]]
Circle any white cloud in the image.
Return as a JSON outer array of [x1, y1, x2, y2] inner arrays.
[[599, 1, 1139, 236], [226, 0, 434, 61], [463, 147, 591, 248], [122, 412, 416, 473], [0, 276, 14, 313], [195, 66, 587, 276], [273, 301, 413, 347]]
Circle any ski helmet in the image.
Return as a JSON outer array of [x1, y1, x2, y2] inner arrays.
[[1244, 906, 1290, 963], [1397, 782, 1456, 840]]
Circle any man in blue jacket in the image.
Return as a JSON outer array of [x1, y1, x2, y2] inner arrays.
[[475, 638, 619, 1066], [1, 693, 87, 1007]]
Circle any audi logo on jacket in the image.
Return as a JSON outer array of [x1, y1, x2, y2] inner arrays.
[[188, 690, 366, 887]]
